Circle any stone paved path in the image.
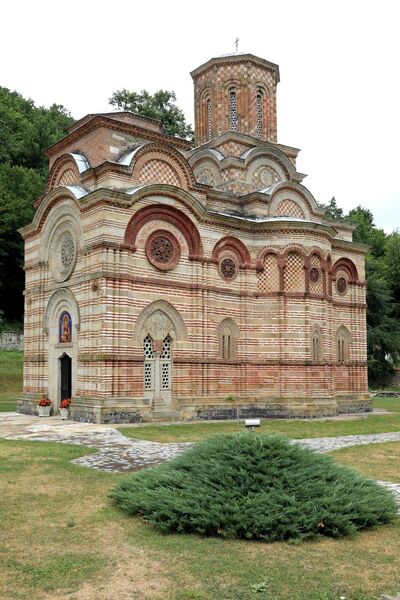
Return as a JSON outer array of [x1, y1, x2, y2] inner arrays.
[[1, 412, 400, 508]]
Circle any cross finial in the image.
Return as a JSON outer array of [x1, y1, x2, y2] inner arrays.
[[235, 37, 239, 53]]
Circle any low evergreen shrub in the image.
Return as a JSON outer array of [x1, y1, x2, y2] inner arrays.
[[110, 434, 397, 542]]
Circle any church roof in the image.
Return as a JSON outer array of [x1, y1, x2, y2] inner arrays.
[[190, 53, 280, 82]]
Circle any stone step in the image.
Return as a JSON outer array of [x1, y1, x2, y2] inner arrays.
[[151, 410, 181, 421]]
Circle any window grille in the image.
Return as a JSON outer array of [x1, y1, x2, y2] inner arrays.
[[256, 93, 263, 137], [229, 91, 237, 131], [207, 99, 212, 140]]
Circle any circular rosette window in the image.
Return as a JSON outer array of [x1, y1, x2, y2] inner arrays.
[[336, 276, 348, 295], [309, 267, 320, 284], [145, 230, 181, 271], [49, 228, 78, 282], [218, 255, 238, 281]]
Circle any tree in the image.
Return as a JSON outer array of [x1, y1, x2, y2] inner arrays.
[[322, 196, 345, 221], [0, 87, 74, 322], [365, 254, 400, 384], [109, 89, 194, 140]]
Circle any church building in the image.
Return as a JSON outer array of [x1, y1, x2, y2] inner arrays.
[[19, 52, 370, 422]]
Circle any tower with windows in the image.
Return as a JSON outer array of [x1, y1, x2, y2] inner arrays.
[[191, 53, 279, 144]]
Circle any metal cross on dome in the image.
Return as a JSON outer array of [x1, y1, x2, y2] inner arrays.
[[235, 37, 239, 53]]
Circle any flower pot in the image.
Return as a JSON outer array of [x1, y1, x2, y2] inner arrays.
[[38, 405, 51, 417], [60, 408, 69, 420]]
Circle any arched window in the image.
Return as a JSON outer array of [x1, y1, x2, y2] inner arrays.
[[311, 325, 323, 363], [218, 318, 239, 360], [336, 326, 350, 364], [207, 98, 212, 140], [229, 90, 237, 131], [143, 334, 154, 390], [256, 92, 263, 137]]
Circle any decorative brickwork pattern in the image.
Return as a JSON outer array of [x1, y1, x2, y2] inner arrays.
[[58, 168, 78, 186], [284, 252, 305, 292], [252, 165, 281, 188], [276, 199, 305, 219], [192, 55, 279, 144], [138, 159, 180, 186], [309, 255, 324, 295], [258, 254, 280, 292], [197, 168, 216, 186]]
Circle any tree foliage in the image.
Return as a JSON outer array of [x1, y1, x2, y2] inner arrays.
[[111, 434, 396, 542], [109, 89, 194, 140], [0, 87, 73, 321], [327, 203, 400, 384]]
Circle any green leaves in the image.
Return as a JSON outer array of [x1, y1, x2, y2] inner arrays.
[[0, 88, 73, 321], [111, 434, 397, 542], [109, 88, 194, 140]]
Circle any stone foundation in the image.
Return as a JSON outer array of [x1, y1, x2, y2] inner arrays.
[[17, 393, 372, 423]]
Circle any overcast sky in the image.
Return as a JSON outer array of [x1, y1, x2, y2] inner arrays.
[[2, 0, 399, 232]]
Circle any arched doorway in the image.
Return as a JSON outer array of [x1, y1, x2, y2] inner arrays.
[[60, 353, 72, 400]]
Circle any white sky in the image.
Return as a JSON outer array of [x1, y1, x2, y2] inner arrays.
[[2, 0, 399, 232]]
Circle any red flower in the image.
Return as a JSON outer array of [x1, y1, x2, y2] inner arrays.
[[38, 398, 51, 407], [60, 399, 71, 409]]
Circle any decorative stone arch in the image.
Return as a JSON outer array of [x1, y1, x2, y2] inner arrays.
[[39, 200, 82, 282], [192, 158, 221, 188], [256, 247, 281, 271], [124, 204, 202, 260], [46, 153, 90, 192], [336, 325, 351, 364], [243, 147, 296, 182], [133, 300, 187, 345], [269, 182, 322, 219], [212, 236, 252, 268], [332, 257, 359, 284], [43, 288, 81, 335], [130, 143, 196, 190], [310, 324, 323, 363], [43, 288, 80, 410], [199, 86, 213, 141], [135, 300, 187, 409], [270, 189, 310, 220], [217, 317, 239, 360]]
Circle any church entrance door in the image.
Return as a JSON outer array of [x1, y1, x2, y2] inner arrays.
[[60, 354, 72, 402], [143, 335, 172, 407]]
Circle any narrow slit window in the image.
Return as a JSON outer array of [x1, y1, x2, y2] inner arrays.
[[229, 91, 237, 131], [207, 98, 212, 140], [256, 93, 263, 137]]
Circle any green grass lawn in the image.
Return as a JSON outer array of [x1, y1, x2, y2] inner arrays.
[[0, 437, 400, 600], [119, 396, 400, 442], [0, 350, 22, 411]]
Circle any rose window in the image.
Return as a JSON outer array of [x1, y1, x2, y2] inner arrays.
[[150, 236, 174, 264], [61, 234, 75, 269], [220, 258, 237, 280], [146, 230, 181, 271], [337, 277, 348, 294]]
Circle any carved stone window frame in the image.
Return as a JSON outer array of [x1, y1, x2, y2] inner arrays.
[[218, 252, 239, 282], [145, 229, 181, 271]]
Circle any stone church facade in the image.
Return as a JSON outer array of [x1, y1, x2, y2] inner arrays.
[[19, 53, 370, 423]]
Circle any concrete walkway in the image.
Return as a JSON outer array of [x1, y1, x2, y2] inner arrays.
[[1, 412, 400, 507]]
